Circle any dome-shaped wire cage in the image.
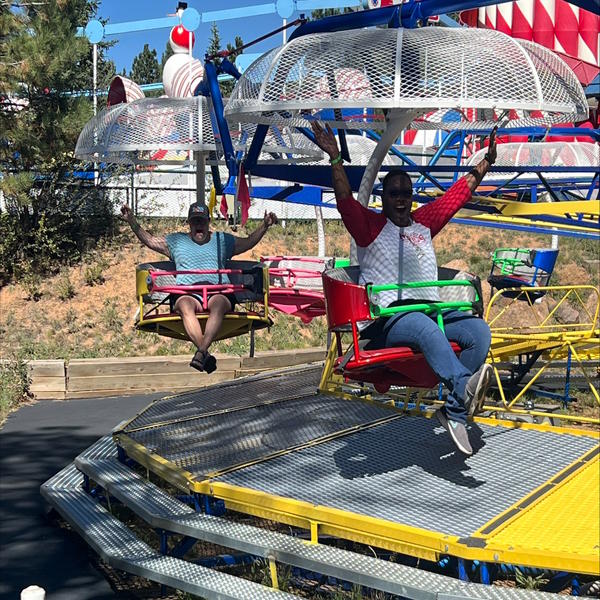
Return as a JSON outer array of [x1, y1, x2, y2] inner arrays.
[[75, 97, 219, 165], [466, 141, 600, 182], [224, 27, 588, 130], [235, 121, 323, 163], [75, 97, 323, 167], [468, 141, 599, 167]]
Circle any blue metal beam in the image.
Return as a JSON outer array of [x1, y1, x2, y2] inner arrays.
[[245, 185, 325, 205], [290, 0, 514, 38], [204, 61, 237, 179], [244, 124, 269, 171], [249, 163, 364, 190], [565, 0, 599, 15], [201, 3, 276, 23]]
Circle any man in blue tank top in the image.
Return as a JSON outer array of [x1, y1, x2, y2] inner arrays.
[[122, 202, 278, 373]]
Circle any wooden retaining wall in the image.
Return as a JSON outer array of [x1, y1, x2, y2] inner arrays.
[[24, 348, 326, 400]]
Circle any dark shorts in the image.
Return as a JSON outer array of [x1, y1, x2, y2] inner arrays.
[[170, 293, 236, 313]]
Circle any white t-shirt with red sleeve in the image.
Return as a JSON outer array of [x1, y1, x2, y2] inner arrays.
[[337, 178, 472, 308]]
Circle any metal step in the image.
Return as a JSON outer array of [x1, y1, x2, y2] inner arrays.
[[41, 462, 300, 600], [71, 437, 568, 600]]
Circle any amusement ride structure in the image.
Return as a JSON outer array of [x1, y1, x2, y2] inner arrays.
[[42, 1, 599, 598]]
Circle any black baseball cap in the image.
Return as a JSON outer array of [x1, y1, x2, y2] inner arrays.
[[187, 202, 210, 221]]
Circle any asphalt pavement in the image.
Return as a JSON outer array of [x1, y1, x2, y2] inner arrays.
[[0, 393, 163, 600]]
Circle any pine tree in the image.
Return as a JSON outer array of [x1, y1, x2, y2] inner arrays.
[[206, 24, 244, 98], [0, 0, 115, 283], [130, 43, 161, 84], [207, 22, 222, 65], [160, 40, 174, 72], [310, 8, 353, 19], [226, 35, 244, 60]]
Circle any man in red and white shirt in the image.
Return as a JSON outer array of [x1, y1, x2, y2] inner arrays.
[[312, 122, 497, 456]]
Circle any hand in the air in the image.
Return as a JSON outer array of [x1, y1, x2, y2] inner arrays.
[[263, 211, 278, 228], [486, 126, 498, 165], [120, 204, 135, 224], [310, 121, 340, 160]]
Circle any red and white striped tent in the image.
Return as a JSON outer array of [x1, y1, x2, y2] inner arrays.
[[460, 1, 599, 86]]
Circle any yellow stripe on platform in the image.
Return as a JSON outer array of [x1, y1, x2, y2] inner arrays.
[[484, 450, 600, 574]]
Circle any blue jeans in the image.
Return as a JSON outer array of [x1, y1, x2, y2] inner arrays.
[[371, 310, 491, 424]]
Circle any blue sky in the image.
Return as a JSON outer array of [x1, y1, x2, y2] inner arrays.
[[95, 1, 304, 74]]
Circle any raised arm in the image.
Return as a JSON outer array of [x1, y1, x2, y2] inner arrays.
[[232, 211, 278, 256], [310, 121, 352, 202], [120, 205, 170, 257], [310, 121, 384, 246], [464, 126, 497, 191], [412, 127, 498, 237]]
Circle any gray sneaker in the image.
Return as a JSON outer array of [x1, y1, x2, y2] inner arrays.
[[465, 363, 492, 417], [436, 409, 473, 456]]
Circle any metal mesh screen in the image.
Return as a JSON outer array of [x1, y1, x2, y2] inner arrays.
[[467, 142, 599, 168], [75, 97, 218, 164], [466, 141, 599, 184], [225, 28, 587, 130], [76, 99, 322, 166]]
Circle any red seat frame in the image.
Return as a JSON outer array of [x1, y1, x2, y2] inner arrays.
[[322, 268, 462, 393]]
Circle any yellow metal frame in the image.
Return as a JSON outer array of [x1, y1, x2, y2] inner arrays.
[[320, 341, 599, 426], [415, 193, 600, 235], [135, 264, 272, 342], [486, 285, 600, 419], [114, 417, 599, 575]]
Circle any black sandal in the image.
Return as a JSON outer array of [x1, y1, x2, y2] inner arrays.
[[190, 349, 217, 374]]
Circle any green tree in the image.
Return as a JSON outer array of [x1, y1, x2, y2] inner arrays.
[[0, 0, 115, 284], [207, 22, 222, 64], [310, 8, 353, 19], [221, 35, 244, 97], [160, 40, 174, 72], [226, 35, 244, 61], [206, 24, 243, 98], [130, 43, 161, 84]]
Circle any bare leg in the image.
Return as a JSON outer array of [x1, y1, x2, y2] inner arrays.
[[174, 296, 205, 349], [198, 295, 232, 352]]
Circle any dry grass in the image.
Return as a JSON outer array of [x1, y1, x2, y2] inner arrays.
[[1, 219, 596, 362]]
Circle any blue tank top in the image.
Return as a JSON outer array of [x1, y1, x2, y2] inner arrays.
[[166, 231, 235, 286]]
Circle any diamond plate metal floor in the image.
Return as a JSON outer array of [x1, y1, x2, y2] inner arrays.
[[42, 462, 301, 600], [214, 416, 596, 537], [112, 367, 599, 575], [62, 435, 577, 600]]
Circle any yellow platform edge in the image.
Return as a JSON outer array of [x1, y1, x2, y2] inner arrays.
[[114, 417, 600, 575]]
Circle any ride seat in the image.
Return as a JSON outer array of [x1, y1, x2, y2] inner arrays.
[[137, 260, 176, 303], [488, 248, 559, 299], [135, 260, 271, 343], [136, 260, 265, 311], [262, 256, 333, 290], [323, 266, 481, 391]]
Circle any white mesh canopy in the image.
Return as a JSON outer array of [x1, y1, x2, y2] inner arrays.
[[225, 27, 588, 130], [467, 141, 599, 168], [466, 141, 599, 182], [75, 97, 218, 165], [75, 97, 323, 166]]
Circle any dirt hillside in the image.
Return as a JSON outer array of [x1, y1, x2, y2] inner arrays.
[[1, 218, 597, 361]]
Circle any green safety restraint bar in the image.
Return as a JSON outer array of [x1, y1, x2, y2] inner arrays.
[[491, 248, 531, 275], [367, 280, 481, 333]]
